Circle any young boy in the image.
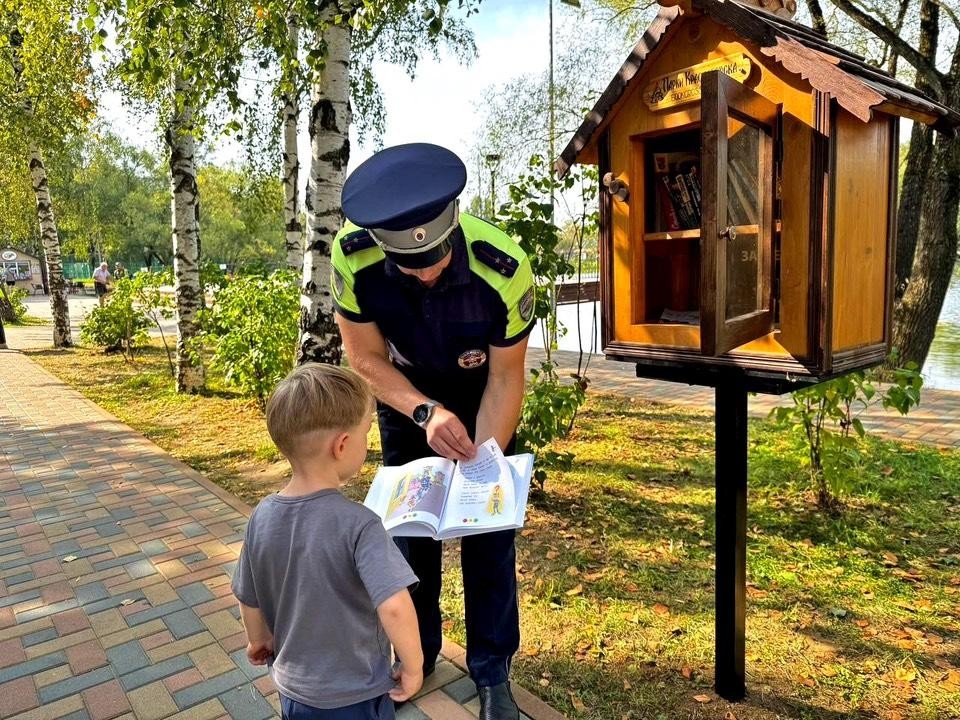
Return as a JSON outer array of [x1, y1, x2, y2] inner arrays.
[[232, 364, 423, 719]]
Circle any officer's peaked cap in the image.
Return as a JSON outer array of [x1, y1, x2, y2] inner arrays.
[[341, 143, 467, 231]]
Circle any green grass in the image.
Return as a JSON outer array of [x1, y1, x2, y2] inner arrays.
[[28, 343, 960, 719], [9, 314, 48, 326]]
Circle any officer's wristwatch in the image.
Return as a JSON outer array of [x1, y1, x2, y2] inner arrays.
[[413, 401, 440, 429]]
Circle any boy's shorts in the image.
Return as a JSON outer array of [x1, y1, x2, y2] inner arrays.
[[280, 694, 395, 720]]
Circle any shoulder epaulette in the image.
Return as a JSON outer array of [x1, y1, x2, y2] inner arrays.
[[340, 230, 377, 256], [471, 240, 519, 278]]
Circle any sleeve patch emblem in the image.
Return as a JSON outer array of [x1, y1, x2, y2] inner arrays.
[[332, 268, 346, 299], [519, 286, 535, 322]]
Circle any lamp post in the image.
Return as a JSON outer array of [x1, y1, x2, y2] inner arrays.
[[485, 153, 501, 218]]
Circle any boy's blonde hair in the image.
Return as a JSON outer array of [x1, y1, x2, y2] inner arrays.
[[266, 364, 373, 458]]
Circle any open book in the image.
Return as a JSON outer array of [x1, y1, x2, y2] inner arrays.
[[363, 439, 534, 540]]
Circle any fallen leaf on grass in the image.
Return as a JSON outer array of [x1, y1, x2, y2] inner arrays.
[[539, 678, 550, 687], [934, 659, 955, 670], [938, 669, 960, 692], [565, 584, 583, 596], [925, 633, 943, 644], [570, 694, 587, 712], [692, 694, 712, 703], [584, 570, 605, 582], [566, 566, 580, 577], [545, 550, 559, 560], [855, 619, 870, 628], [652, 603, 670, 616], [623, 679, 632, 690], [893, 668, 917, 683], [724, 713, 738, 720], [520, 529, 535, 537], [883, 552, 899, 567], [795, 673, 816, 688], [442, 619, 454, 631]]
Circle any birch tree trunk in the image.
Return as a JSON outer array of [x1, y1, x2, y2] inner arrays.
[[283, 16, 303, 271], [166, 74, 205, 392], [28, 146, 72, 347], [297, 9, 352, 365]]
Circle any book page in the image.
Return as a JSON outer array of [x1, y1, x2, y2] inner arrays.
[[365, 457, 454, 534], [440, 439, 516, 532]]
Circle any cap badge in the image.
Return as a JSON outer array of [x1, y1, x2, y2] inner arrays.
[[458, 349, 487, 369], [413, 227, 427, 243]]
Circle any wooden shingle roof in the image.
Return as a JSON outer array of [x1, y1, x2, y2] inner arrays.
[[556, 0, 960, 176]]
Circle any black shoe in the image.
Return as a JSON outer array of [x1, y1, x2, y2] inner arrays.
[[478, 682, 519, 720]]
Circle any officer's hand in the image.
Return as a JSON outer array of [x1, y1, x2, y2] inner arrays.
[[425, 408, 476, 461]]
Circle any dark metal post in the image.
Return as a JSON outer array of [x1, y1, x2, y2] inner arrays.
[[715, 380, 747, 701], [0, 312, 7, 349]]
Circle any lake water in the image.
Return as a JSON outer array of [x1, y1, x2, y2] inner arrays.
[[530, 266, 960, 392], [923, 264, 960, 391]]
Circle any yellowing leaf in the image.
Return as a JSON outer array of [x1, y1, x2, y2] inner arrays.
[[545, 550, 559, 560], [692, 694, 712, 703], [570, 695, 587, 712], [565, 584, 583, 596], [566, 566, 580, 577], [681, 665, 693, 679], [883, 552, 899, 567], [893, 668, 917, 683], [652, 603, 670, 616]]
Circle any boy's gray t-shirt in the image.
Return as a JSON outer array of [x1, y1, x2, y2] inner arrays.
[[231, 489, 417, 709]]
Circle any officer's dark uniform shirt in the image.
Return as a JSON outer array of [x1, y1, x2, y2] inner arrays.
[[331, 213, 535, 421]]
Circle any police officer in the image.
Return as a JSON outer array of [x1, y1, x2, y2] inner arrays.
[[332, 143, 535, 720]]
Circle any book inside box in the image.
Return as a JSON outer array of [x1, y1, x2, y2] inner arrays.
[[643, 129, 702, 326]]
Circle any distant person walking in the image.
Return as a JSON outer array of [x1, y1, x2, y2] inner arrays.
[[93, 262, 111, 307], [114, 262, 126, 280], [4, 266, 15, 288]]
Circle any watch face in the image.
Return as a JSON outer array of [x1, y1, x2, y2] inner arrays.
[[413, 405, 429, 424]]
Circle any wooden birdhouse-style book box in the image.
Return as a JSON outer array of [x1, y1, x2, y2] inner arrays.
[[558, 0, 960, 392]]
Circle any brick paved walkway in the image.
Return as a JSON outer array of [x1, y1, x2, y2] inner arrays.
[[0, 350, 563, 720], [531, 348, 960, 449]]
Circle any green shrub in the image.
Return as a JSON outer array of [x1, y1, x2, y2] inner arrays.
[[770, 355, 923, 509], [200, 270, 300, 408], [496, 155, 598, 491], [7, 287, 28, 322], [80, 279, 150, 360]]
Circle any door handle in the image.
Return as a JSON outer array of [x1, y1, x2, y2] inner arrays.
[[719, 226, 737, 241]]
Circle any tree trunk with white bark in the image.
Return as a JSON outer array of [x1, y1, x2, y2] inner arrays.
[[297, 9, 352, 365], [283, 16, 304, 272], [166, 74, 206, 392], [29, 146, 72, 347]]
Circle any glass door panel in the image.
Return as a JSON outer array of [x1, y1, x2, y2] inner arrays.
[[700, 71, 777, 356]]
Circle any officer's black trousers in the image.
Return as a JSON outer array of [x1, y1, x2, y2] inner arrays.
[[378, 404, 520, 688]]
